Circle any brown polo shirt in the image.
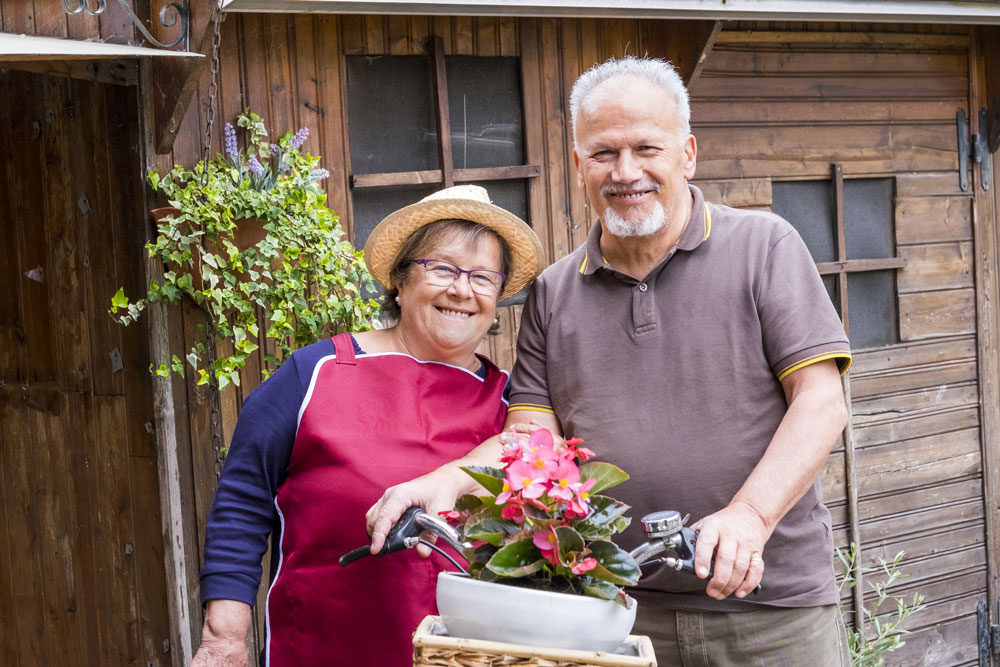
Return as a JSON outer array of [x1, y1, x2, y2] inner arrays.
[[509, 184, 851, 611]]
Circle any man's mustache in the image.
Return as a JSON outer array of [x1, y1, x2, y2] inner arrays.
[[600, 182, 661, 196]]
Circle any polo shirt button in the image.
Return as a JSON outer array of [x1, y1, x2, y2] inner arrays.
[[638, 283, 648, 292]]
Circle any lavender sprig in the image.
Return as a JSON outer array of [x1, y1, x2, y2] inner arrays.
[[308, 168, 330, 183], [289, 127, 309, 151], [248, 155, 266, 178], [224, 123, 239, 162]]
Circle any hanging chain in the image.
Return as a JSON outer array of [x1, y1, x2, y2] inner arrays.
[[201, 1, 227, 479]]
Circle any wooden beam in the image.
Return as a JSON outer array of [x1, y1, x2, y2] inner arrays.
[[983, 26, 1000, 153], [833, 163, 849, 336], [428, 35, 454, 188], [641, 19, 719, 88], [152, 0, 215, 154], [0, 59, 138, 86], [351, 164, 541, 188], [815, 257, 907, 275]]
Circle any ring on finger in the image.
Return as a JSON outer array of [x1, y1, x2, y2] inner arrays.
[[750, 552, 764, 564]]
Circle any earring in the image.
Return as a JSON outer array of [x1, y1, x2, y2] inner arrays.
[[494, 317, 499, 325], [394, 296, 400, 303]]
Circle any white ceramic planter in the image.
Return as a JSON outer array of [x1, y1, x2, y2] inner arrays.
[[435, 572, 637, 652]]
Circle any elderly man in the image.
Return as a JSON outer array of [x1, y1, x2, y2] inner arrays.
[[369, 56, 852, 665]]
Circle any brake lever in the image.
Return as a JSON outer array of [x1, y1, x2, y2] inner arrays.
[[338, 506, 425, 567]]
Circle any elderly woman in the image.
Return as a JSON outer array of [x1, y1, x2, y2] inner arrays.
[[192, 185, 542, 667]]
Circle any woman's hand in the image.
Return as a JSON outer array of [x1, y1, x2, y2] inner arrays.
[[190, 600, 251, 667]]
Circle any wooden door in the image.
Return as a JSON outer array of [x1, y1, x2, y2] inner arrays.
[[0, 69, 172, 667]]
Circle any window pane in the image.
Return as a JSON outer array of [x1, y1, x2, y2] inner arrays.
[[464, 179, 530, 305], [844, 178, 894, 260], [446, 56, 525, 170], [770, 181, 836, 263], [351, 185, 439, 256], [346, 56, 438, 174], [847, 270, 897, 349]]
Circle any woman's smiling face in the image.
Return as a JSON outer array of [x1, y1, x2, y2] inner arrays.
[[395, 231, 503, 362]]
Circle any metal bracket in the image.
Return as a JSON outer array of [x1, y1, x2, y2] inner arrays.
[[977, 108, 991, 191], [958, 108, 993, 192], [978, 600, 1000, 666], [61, 0, 189, 52]]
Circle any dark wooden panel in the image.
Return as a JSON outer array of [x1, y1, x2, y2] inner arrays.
[[850, 359, 977, 400], [884, 613, 979, 666], [854, 406, 979, 447], [691, 99, 964, 125], [693, 178, 772, 208], [540, 18, 572, 265], [453, 15, 473, 54], [694, 74, 967, 100], [1, 2, 34, 33], [898, 242, 974, 293], [387, 14, 410, 55], [475, 16, 498, 57], [896, 196, 973, 244], [499, 17, 517, 57], [861, 494, 983, 539], [315, 15, 352, 238], [0, 71, 27, 382], [899, 288, 976, 341], [713, 30, 969, 51], [340, 14, 365, 55], [519, 18, 549, 256], [849, 335, 976, 375], [896, 172, 969, 197], [31, 0, 68, 38], [705, 50, 968, 76], [851, 383, 978, 427], [264, 14, 296, 144], [0, 393, 16, 667], [696, 124, 958, 180]]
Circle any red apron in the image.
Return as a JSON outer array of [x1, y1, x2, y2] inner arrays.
[[265, 333, 507, 666]]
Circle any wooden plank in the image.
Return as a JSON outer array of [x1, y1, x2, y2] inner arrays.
[[0, 393, 15, 667], [693, 74, 967, 100], [861, 500, 984, 546], [339, 14, 364, 55], [387, 15, 410, 55], [96, 0, 134, 43], [453, 15, 474, 55], [885, 614, 979, 666], [474, 16, 498, 57], [93, 395, 142, 664], [241, 14, 271, 131], [897, 242, 974, 293], [264, 14, 295, 149], [433, 15, 452, 54], [899, 288, 976, 341], [691, 99, 964, 126], [560, 19, 588, 251], [75, 78, 124, 397], [519, 18, 549, 254], [315, 15, 352, 237], [693, 178, 771, 208], [430, 35, 454, 188], [854, 406, 979, 447], [0, 386, 50, 667], [896, 172, 968, 197], [12, 72, 58, 384], [896, 196, 973, 244], [410, 15, 432, 55], [851, 383, 978, 427], [713, 31, 969, 51], [815, 256, 905, 275], [290, 14, 320, 155], [2, 1, 34, 34], [854, 428, 981, 498], [695, 124, 959, 181], [850, 335, 976, 375], [850, 359, 977, 399], [0, 71, 27, 382], [540, 18, 572, 264], [863, 525, 984, 568], [364, 14, 386, 55], [704, 51, 968, 76], [130, 456, 172, 667], [351, 165, 541, 188], [31, 0, 68, 38], [42, 75, 91, 392], [498, 17, 517, 57]]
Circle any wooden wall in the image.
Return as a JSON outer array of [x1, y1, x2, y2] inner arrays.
[[163, 14, 998, 665], [0, 71, 172, 666]]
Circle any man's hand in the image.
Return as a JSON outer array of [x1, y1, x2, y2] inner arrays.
[[190, 599, 251, 667], [691, 500, 770, 600]]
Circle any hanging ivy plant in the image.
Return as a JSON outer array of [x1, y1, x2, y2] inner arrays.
[[111, 110, 379, 389]]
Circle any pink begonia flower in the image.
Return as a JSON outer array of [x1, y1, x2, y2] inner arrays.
[[533, 527, 562, 566], [438, 510, 462, 521], [571, 557, 597, 575], [500, 502, 525, 524], [567, 477, 597, 516], [507, 460, 548, 499], [547, 460, 581, 501], [495, 479, 515, 504], [529, 428, 554, 449], [524, 441, 558, 476]]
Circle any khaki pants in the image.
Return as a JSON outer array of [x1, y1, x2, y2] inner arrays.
[[631, 601, 850, 667]]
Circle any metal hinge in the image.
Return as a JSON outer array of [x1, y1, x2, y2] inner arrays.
[[958, 108, 992, 192], [978, 600, 1000, 666]]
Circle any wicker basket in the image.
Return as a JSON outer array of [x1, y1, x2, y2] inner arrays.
[[412, 616, 657, 667]]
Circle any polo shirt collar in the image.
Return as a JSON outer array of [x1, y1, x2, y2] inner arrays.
[[577, 184, 710, 277]]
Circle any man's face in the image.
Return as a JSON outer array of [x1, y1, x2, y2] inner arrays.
[[573, 77, 697, 238]]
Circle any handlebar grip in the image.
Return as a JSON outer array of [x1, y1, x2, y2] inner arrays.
[[338, 545, 372, 567]]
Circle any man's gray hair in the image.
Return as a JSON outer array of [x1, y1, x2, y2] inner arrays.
[[569, 56, 691, 149]]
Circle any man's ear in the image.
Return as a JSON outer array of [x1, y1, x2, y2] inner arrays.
[[573, 149, 584, 190], [682, 134, 697, 181]]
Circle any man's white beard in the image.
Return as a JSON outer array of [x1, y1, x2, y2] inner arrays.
[[602, 201, 667, 238]]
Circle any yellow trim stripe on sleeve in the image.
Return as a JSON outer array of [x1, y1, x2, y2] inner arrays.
[[579, 253, 589, 274], [508, 403, 556, 415], [703, 203, 712, 241], [776, 352, 853, 381]]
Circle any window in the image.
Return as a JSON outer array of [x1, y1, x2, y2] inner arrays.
[[346, 38, 539, 303], [771, 165, 904, 350]]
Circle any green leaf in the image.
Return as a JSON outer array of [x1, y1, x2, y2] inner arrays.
[[464, 512, 515, 547], [575, 495, 632, 539], [485, 537, 546, 578], [585, 540, 641, 586], [581, 577, 620, 601], [578, 461, 629, 494], [110, 287, 129, 311], [555, 526, 585, 564], [460, 465, 505, 496], [455, 494, 484, 513]]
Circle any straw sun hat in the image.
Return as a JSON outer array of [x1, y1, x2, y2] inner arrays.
[[363, 185, 543, 300]]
